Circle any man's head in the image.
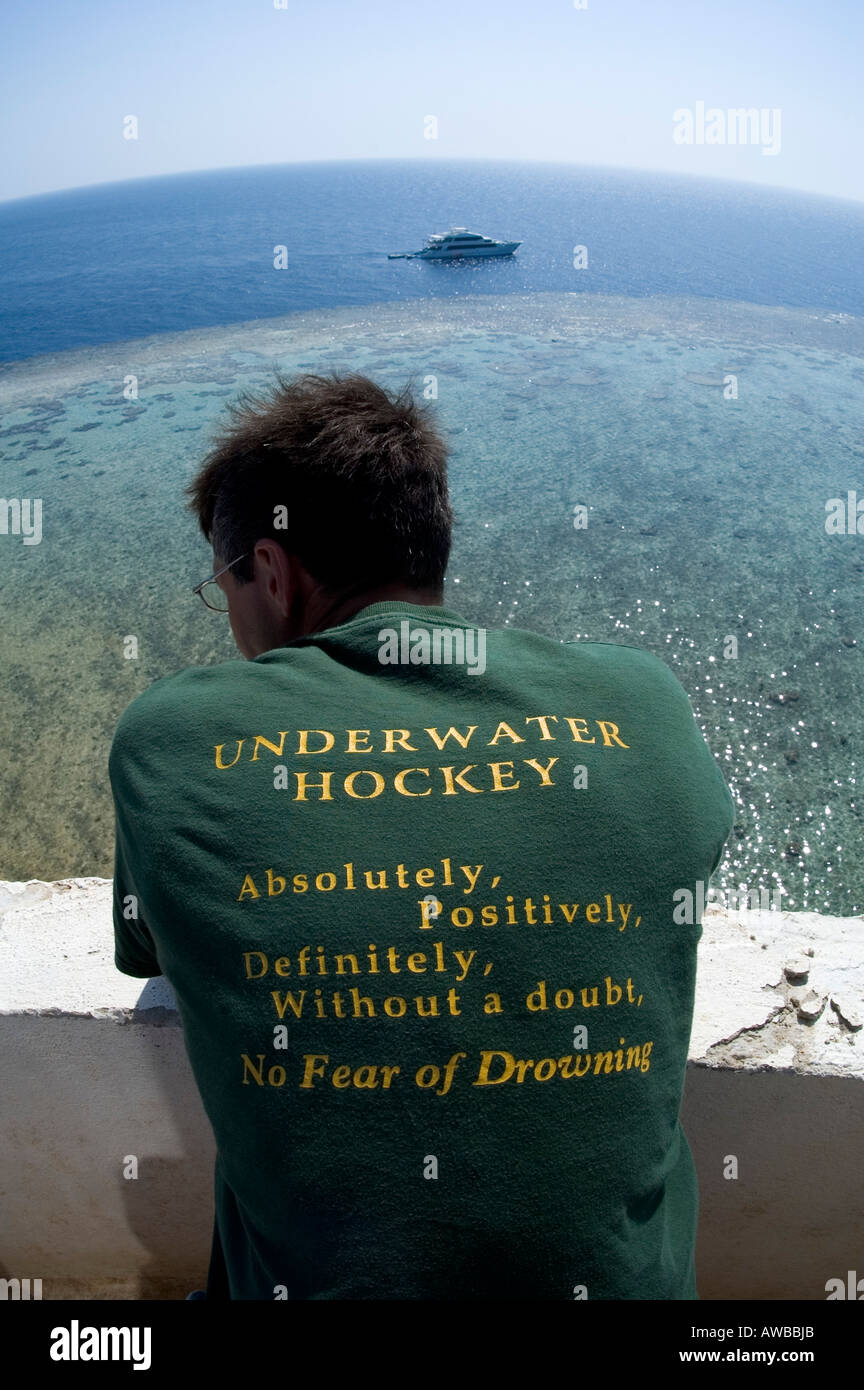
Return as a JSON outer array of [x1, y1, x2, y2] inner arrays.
[[187, 371, 454, 657]]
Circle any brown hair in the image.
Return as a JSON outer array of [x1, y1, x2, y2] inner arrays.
[[186, 371, 453, 592]]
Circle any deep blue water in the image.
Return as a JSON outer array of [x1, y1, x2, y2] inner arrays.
[[2, 160, 864, 912], [2, 159, 864, 363]]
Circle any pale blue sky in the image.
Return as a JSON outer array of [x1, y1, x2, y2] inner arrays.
[[2, 0, 862, 203]]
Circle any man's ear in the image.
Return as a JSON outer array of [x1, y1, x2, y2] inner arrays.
[[253, 539, 297, 616]]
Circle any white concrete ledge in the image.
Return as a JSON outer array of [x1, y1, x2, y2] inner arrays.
[[1, 877, 862, 1300]]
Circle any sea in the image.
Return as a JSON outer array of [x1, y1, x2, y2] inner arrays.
[[1, 159, 863, 914]]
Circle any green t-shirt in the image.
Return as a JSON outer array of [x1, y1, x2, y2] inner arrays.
[[110, 600, 734, 1300]]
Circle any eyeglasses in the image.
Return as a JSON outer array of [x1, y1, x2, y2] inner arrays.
[[193, 553, 250, 612]]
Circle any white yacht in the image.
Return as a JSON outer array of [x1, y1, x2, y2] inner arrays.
[[389, 227, 521, 260]]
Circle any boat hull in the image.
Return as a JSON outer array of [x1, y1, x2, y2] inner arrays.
[[417, 242, 520, 260]]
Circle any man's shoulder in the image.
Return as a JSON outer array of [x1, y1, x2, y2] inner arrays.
[[561, 636, 674, 670], [503, 625, 687, 687], [109, 659, 249, 765], [570, 638, 688, 687], [565, 638, 698, 713]]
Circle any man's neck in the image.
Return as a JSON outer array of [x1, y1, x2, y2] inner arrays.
[[299, 583, 445, 638]]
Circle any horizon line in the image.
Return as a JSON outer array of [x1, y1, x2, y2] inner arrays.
[[3, 154, 864, 213]]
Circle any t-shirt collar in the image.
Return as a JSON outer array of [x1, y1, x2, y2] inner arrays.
[[347, 599, 471, 626]]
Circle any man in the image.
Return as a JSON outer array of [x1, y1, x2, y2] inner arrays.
[[110, 371, 734, 1300]]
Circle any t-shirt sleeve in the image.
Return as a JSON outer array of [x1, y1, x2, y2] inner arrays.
[[654, 652, 735, 877], [109, 702, 163, 979], [608, 643, 735, 879], [111, 809, 162, 977], [707, 817, 731, 878], [695, 712, 735, 881]]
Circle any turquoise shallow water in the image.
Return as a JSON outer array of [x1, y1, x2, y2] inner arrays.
[[1, 291, 862, 913]]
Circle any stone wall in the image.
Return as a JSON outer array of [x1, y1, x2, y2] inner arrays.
[[1, 877, 861, 1300]]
